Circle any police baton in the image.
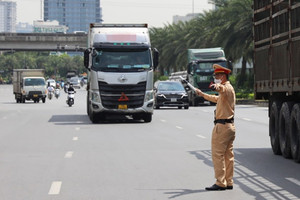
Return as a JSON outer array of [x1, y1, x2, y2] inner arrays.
[[179, 76, 197, 92]]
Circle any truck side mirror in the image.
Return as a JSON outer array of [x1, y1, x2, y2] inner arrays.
[[153, 48, 159, 69], [84, 48, 91, 69]]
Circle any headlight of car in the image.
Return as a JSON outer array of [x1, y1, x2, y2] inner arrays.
[[181, 93, 188, 98], [145, 90, 154, 102], [157, 93, 166, 98], [91, 91, 101, 103]]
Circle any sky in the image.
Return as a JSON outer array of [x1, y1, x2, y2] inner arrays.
[[14, 0, 213, 28]]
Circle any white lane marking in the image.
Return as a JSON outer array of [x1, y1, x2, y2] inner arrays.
[[242, 118, 252, 121], [197, 134, 206, 139], [73, 137, 78, 141], [160, 119, 166, 123], [176, 126, 183, 130], [75, 127, 80, 131], [64, 151, 73, 158], [48, 181, 62, 195], [286, 178, 300, 187], [234, 150, 243, 155]]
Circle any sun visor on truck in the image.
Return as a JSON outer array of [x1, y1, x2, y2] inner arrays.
[[93, 33, 150, 49]]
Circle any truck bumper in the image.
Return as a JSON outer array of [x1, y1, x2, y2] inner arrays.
[[90, 99, 154, 115]]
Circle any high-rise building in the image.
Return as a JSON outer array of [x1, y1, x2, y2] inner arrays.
[[0, 0, 17, 32], [44, 0, 102, 33]]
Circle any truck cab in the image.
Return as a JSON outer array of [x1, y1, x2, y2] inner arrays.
[[84, 24, 159, 123]]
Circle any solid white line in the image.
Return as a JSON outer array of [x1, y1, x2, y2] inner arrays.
[[73, 137, 78, 141], [48, 181, 62, 195], [197, 135, 206, 139], [75, 127, 80, 131], [242, 118, 252, 121], [176, 126, 183, 130], [64, 151, 73, 158]]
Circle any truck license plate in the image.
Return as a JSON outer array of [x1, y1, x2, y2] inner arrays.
[[33, 94, 38, 97], [118, 104, 127, 109], [171, 98, 177, 102]]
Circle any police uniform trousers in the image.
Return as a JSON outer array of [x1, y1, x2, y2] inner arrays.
[[211, 122, 235, 187]]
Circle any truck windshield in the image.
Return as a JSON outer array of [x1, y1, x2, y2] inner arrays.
[[24, 78, 46, 86], [194, 61, 227, 74], [92, 49, 151, 72]]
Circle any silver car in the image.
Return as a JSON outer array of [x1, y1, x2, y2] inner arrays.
[[69, 76, 81, 89]]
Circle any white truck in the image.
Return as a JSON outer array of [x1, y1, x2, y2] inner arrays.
[[13, 69, 47, 103], [84, 24, 159, 123]]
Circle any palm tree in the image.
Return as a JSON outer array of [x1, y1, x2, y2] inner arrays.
[[215, 0, 253, 87]]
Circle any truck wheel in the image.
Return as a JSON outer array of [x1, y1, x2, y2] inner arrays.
[[143, 113, 152, 123], [270, 101, 282, 155], [89, 112, 98, 123], [290, 103, 300, 163], [279, 102, 293, 158]]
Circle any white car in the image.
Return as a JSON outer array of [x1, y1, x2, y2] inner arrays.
[[47, 79, 56, 87]]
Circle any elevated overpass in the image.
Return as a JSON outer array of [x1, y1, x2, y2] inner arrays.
[[0, 33, 88, 52]]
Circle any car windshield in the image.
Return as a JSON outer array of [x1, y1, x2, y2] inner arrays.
[[25, 78, 45, 86], [70, 77, 79, 82], [158, 82, 185, 92], [92, 49, 151, 72]]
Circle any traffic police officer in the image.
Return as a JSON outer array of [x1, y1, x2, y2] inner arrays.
[[195, 64, 236, 191]]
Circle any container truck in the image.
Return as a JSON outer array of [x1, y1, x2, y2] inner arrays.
[[84, 23, 159, 123], [169, 48, 231, 106], [253, 0, 300, 162], [13, 69, 47, 103]]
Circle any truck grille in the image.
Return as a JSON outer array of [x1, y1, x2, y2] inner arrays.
[[98, 81, 146, 109]]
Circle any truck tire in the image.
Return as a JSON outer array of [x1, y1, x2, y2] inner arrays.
[[143, 113, 152, 123], [279, 102, 293, 158], [89, 111, 98, 123], [270, 101, 282, 155], [290, 103, 300, 163]]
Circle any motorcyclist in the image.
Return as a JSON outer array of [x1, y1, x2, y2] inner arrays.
[[47, 82, 54, 93], [47, 82, 54, 99], [68, 83, 75, 92]]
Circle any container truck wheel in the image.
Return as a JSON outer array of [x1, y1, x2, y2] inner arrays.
[[290, 103, 300, 163], [143, 113, 152, 123], [279, 102, 293, 158], [270, 101, 282, 155]]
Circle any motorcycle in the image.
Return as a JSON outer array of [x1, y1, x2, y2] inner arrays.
[[66, 91, 75, 107], [55, 88, 60, 99], [48, 90, 53, 100]]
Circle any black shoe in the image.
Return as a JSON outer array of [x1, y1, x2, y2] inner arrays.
[[205, 184, 226, 191], [226, 185, 233, 190]]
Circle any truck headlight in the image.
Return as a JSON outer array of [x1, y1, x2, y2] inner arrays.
[[91, 92, 101, 103], [145, 90, 153, 102]]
